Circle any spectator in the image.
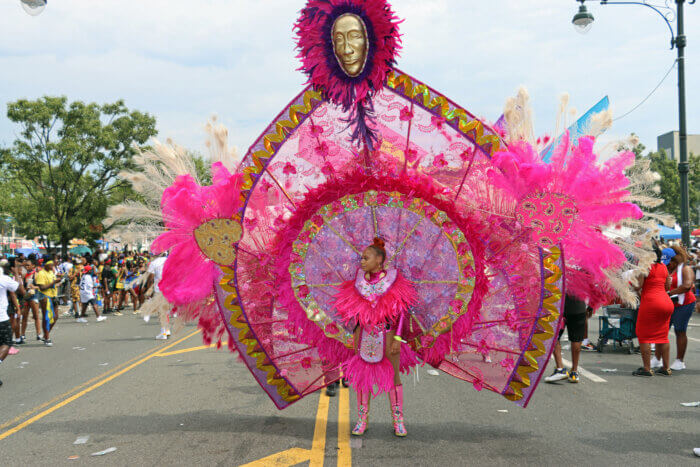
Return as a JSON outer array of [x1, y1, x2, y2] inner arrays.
[[581, 319, 596, 351], [545, 295, 593, 384], [122, 259, 140, 313], [114, 259, 127, 315], [141, 254, 170, 339], [654, 245, 697, 371], [68, 260, 82, 319], [57, 256, 73, 305], [77, 265, 106, 323], [35, 260, 61, 346], [19, 259, 42, 342], [8, 259, 21, 353], [634, 244, 674, 376], [0, 259, 22, 387], [101, 259, 116, 314]]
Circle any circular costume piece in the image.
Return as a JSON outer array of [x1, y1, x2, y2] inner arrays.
[[215, 72, 562, 408], [290, 189, 475, 345]]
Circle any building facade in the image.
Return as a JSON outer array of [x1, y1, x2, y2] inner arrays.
[[657, 131, 700, 160]]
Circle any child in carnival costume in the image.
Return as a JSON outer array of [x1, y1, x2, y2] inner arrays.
[[334, 237, 418, 436]]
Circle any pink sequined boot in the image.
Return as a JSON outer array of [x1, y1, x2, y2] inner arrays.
[[388, 385, 407, 437], [351, 390, 370, 436]]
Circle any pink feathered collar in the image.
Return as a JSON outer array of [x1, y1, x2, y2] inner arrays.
[[333, 268, 417, 329]]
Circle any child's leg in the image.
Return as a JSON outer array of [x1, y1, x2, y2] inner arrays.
[[385, 330, 401, 385], [385, 330, 407, 437]]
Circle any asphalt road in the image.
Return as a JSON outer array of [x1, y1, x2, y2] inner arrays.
[[1, 306, 699, 466]]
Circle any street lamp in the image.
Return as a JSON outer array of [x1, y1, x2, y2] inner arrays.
[[20, 0, 47, 16], [571, 0, 696, 247], [572, 1, 595, 33]]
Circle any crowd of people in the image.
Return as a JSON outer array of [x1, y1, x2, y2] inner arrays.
[[0, 250, 168, 387], [545, 242, 699, 384], [1, 242, 699, 390]]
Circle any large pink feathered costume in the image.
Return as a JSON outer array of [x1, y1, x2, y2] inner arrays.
[[146, 0, 657, 442]]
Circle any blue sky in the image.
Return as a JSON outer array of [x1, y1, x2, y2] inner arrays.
[[0, 0, 698, 156]]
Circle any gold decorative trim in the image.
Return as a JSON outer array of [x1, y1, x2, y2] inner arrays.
[[386, 71, 503, 158], [504, 246, 563, 402], [220, 267, 300, 404], [240, 89, 324, 193]]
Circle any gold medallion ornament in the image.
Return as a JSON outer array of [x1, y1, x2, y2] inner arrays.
[[194, 218, 242, 265], [332, 13, 369, 77]]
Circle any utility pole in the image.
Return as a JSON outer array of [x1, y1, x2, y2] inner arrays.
[[676, 0, 691, 246]]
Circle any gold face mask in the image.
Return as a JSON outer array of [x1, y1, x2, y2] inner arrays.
[[331, 13, 369, 77]]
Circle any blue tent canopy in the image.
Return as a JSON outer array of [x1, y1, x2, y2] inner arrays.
[[658, 225, 682, 239], [16, 248, 40, 255]]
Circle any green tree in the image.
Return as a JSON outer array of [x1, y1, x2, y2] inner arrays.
[[2, 96, 157, 254], [191, 152, 213, 185], [637, 143, 699, 226]]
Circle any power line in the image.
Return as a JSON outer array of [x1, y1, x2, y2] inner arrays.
[[613, 58, 678, 122]]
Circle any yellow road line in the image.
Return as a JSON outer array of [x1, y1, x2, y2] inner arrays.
[[240, 392, 334, 467], [156, 341, 228, 357], [338, 386, 352, 466], [238, 447, 312, 467], [310, 392, 330, 467], [0, 329, 200, 441], [0, 346, 157, 431]]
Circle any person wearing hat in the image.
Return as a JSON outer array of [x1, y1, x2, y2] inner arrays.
[[651, 245, 697, 371], [35, 260, 61, 346], [77, 265, 105, 323]]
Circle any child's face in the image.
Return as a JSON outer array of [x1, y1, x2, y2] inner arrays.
[[360, 247, 383, 273]]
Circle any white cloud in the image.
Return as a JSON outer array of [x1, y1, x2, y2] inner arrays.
[[0, 0, 697, 156]]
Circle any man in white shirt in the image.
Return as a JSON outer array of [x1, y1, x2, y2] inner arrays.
[[147, 256, 166, 294], [141, 255, 169, 340], [77, 266, 105, 323], [0, 260, 22, 388], [57, 257, 73, 306]]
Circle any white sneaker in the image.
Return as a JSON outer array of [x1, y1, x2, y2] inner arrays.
[[650, 356, 663, 369], [544, 368, 569, 383], [155, 333, 168, 340], [76, 317, 88, 324], [694, 448, 700, 457], [96, 316, 107, 322], [670, 359, 686, 371]]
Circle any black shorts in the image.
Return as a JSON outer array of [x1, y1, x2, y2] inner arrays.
[[559, 312, 586, 343], [0, 320, 12, 347], [81, 298, 96, 307]]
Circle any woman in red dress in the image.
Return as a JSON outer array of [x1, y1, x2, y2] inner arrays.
[[634, 244, 674, 376]]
